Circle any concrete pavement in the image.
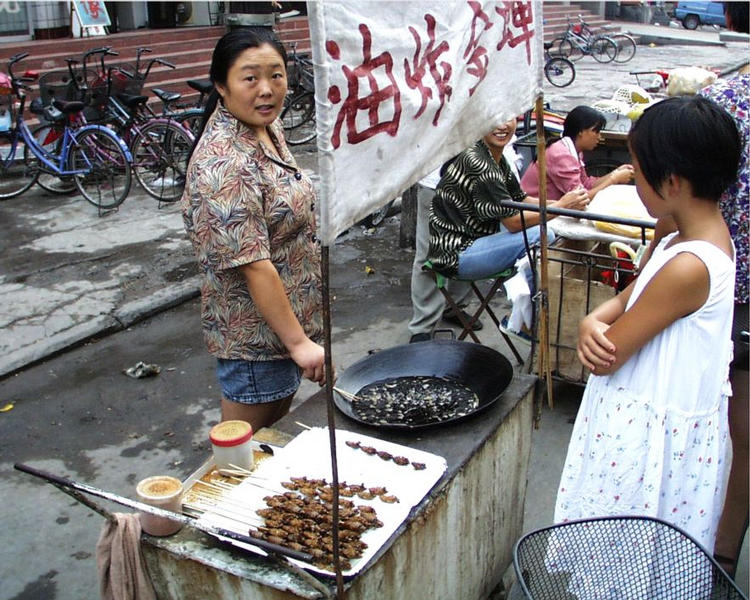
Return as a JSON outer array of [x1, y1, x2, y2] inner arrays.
[[1, 27, 748, 599]]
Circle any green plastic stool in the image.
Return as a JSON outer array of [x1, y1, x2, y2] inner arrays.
[[423, 260, 526, 364]]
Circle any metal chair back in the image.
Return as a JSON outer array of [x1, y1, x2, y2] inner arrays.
[[514, 516, 747, 599]]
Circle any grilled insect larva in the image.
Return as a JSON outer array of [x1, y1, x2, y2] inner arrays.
[[380, 494, 400, 503], [376, 450, 392, 461], [368, 486, 387, 495], [393, 456, 409, 466], [412, 462, 426, 470], [345, 440, 361, 449]]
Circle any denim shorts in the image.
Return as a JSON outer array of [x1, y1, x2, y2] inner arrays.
[[216, 358, 302, 404]]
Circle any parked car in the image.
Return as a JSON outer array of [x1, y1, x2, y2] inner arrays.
[[674, 1, 726, 29]]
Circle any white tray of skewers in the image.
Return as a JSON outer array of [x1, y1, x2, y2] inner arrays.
[[182, 427, 446, 577]]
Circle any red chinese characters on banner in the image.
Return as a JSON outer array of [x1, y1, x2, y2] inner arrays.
[[463, 1, 494, 96], [326, 24, 402, 150], [325, 1, 536, 148], [84, 1, 102, 19], [404, 14, 452, 126], [494, 1, 534, 64]]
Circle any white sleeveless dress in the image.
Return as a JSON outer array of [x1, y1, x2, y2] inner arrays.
[[554, 233, 735, 550]]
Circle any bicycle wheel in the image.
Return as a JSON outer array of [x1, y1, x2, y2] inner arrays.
[[131, 120, 191, 203], [547, 37, 569, 57], [25, 124, 76, 194], [591, 36, 618, 63], [175, 108, 204, 138], [0, 131, 39, 199], [281, 91, 316, 146], [544, 57, 576, 88], [612, 34, 637, 63], [69, 127, 132, 210]]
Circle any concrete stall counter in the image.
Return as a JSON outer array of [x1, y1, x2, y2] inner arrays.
[[141, 373, 537, 599]]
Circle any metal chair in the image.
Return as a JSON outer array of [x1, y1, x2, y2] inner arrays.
[[422, 261, 527, 364], [513, 516, 747, 600]]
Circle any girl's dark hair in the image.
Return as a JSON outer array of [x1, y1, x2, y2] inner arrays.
[[189, 28, 287, 161], [562, 105, 607, 139], [628, 96, 740, 201], [724, 2, 749, 33]]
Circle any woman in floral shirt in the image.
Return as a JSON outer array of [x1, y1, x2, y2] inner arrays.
[[182, 29, 325, 431]]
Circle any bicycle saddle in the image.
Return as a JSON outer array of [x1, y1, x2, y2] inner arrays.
[[187, 79, 213, 95], [151, 88, 181, 103], [116, 93, 148, 109], [52, 99, 85, 114]]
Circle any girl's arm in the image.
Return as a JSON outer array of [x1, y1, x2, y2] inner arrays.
[[239, 260, 326, 384], [578, 252, 710, 375]]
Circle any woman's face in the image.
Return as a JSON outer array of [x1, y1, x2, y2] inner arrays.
[[483, 118, 517, 157], [576, 125, 603, 151], [216, 43, 288, 135]]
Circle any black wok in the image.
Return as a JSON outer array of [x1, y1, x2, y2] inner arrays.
[[333, 340, 514, 430]]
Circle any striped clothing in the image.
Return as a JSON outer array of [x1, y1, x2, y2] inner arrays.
[[427, 140, 524, 276]]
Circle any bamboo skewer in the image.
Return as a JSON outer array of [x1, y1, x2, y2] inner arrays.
[[332, 386, 360, 402]]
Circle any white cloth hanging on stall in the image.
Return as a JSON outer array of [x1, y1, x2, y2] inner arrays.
[[307, 1, 545, 245]]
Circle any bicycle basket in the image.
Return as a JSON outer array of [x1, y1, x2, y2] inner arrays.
[[572, 23, 583, 34], [108, 63, 145, 96], [37, 70, 84, 106]]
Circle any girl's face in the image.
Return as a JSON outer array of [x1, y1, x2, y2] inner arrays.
[[483, 118, 517, 158], [632, 154, 663, 218], [576, 125, 603, 151], [216, 44, 288, 135]]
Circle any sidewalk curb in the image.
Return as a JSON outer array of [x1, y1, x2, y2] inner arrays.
[[0, 277, 201, 379]]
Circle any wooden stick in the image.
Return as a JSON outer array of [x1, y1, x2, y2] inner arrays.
[[535, 94, 555, 412], [333, 386, 360, 402], [294, 421, 312, 430]]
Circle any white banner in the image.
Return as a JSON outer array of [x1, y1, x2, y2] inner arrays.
[[308, 1, 544, 245]]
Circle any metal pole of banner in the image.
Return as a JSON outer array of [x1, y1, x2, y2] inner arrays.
[[534, 95, 554, 411], [320, 245, 346, 599]]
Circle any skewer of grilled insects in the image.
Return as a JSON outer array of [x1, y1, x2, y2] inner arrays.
[[333, 386, 362, 403]]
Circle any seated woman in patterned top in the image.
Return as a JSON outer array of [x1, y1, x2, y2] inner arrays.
[[427, 117, 589, 291]]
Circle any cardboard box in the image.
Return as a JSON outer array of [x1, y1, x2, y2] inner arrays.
[[537, 239, 618, 383]]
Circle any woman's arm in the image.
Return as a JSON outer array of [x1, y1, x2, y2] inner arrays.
[[239, 260, 326, 384], [501, 188, 590, 232], [578, 252, 710, 375], [582, 164, 635, 201]]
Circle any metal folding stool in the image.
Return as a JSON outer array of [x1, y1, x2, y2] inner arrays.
[[423, 261, 527, 364]]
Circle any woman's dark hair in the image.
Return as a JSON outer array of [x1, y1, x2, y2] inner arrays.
[[188, 28, 288, 161], [724, 2, 749, 33], [562, 105, 607, 139], [628, 96, 740, 201]]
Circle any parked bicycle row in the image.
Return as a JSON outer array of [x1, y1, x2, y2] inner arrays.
[[547, 15, 637, 65], [0, 42, 318, 215]]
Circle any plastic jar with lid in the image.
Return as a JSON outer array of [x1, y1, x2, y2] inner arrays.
[[209, 420, 254, 473]]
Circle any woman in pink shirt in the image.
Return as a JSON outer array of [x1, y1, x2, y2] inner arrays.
[[521, 105, 634, 201]]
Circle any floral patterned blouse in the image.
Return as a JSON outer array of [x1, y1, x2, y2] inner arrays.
[[700, 73, 749, 304], [181, 104, 323, 361]]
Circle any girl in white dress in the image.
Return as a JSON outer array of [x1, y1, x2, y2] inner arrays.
[[555, 95, 742, 552]]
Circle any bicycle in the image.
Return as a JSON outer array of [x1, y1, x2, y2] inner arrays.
[[543, 42, 576, 88], [280, 43, 316, 146], [600, 23, 637, 63], [549, 17, 618, 63], [71, 47, 194, 204], [0, 53, 132, 209]]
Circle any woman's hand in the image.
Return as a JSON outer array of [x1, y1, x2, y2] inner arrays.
[[608, 164, 634, 185], [577, 314, 616, 372], [289, 338, 328, 385], [555, 186, 590, 211]]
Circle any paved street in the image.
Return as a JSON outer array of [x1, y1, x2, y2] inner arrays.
[[1, 25, 748, 600]]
